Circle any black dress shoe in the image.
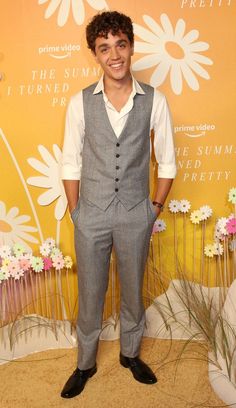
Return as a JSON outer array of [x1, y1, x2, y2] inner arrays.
[[61, 364, 97, 399], [120, 353, 157, 384]]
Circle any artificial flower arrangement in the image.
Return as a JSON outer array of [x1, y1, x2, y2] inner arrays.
[[148, 187, 236, 398], [0, 238, 73, 328]]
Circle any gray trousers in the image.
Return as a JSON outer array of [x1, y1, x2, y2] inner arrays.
[[71, 196, 157, 370]]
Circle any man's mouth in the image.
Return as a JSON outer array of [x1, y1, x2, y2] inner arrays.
[[110, 62, 123, 69]]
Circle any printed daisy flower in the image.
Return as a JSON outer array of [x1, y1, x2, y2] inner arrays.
[[8, 260, 21, 278], [31, 256, 44, 273], [52, 255, 65, 270], [19, 258, 31, 272], [213, 242, 224, 256], [0, 201, 38, 252], [204, 244, 215, 258], [228, 187, 236, 205], [179, 199, 191, 213], [45, 237, 56, 248], [27, 145, 68, 221], [133, 14, 213, 95], [40, 242, 51, 257], [13, 243, 26, 258], [43, 257, 53, 271], [226, 218, 236, 234], [217, 217, 229, 236], [51, 247, 62, 259], [168, 200, 180, 213], [64, 255, 73, 269], [199, 205, 212, 221], [0, 245, 11, 259], [229, 239, 236, 252], [0, 266, 10, 281], [152, 219, 166, 233], [0, 269, 7, 282], [190, 210, 202, 224], [38, 0, 108, 27]]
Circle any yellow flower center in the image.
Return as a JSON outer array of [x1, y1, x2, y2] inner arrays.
[[0, 220, 12, 233], [165, 41, 185, 59]]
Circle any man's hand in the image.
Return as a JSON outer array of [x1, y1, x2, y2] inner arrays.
[[63, 180, 80, 214]]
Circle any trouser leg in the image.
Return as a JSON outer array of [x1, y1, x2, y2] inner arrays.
[[113, 198, 156, 357], [73, 198, 113, 370]]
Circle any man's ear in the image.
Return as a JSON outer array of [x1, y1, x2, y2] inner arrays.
[[131, 43, 134, 56], [92, 50, 99, 64]]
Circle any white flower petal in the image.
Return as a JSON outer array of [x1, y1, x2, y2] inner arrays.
[[45, 0, 61, 19], [133, 23, 159, 44], [0, 201, 6, 217], [13, 236, 37, 252], [188, 41, 209, 52], [134, 42, 160, 54], [27, 158, 49, 176], [150, 60, 171, 88], [160, 14, 174, 37], [132, 54, 162, 71], [17, 225, 38, 232], [71, 0, 84, 25], [38, 145, 56, 167], [38, 188, 60, 206], [182, 29, 199, 44], [55, 195, 67, 220], [7, 207, 19, 219], [57, 0, 70, 26], [175, 19, 185, 40], [86, 0, 108, 10], [190, 53, 213, 66], [143, 15, 164, 38], [170, 62, 183, 95], [15, 230, 39, 244], [38, 0, 49, 4], [181, 62, 199, 91], [13, 215, 31, 225], [186, 59, 210, 80], [53, 144, 62, 162], [27, 176, 53, 188]]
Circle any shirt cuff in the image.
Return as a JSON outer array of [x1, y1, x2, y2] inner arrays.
[[157, 163, 177, 179], [61, 166, 81, 180]]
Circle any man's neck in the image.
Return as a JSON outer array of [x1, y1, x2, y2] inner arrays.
[[103, 73, 133, 94]]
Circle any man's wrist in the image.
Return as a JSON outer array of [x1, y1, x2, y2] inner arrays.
[[152, 201, 164, 212]]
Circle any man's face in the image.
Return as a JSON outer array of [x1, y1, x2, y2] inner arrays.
[[93, 31, 134, 82]]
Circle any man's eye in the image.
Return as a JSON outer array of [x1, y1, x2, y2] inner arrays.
[[101, 48, 108, 53]]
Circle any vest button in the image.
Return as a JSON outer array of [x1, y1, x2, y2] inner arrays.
[[116, 143, 120, 147], [116, 154, 120, 158], [115, 188, 119, 192], [116, 166, 120, 170], [115, 178, 119, 182]]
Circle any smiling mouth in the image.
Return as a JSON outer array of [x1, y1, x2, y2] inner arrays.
[[110, 63, 123, 69]]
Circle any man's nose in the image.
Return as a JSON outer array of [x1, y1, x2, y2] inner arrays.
[[110, 46, 120, 59]]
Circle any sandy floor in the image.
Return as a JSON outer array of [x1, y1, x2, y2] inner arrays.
[[0, 337, 225, 408]]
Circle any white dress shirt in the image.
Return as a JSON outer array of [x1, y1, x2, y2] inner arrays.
[[61, 76, 176, 180]]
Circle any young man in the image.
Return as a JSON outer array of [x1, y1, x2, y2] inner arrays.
[[61, 11, 176, 399]]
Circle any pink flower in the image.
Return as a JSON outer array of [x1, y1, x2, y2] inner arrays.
[[52, 256, 65, 270], [8, 260, 21, 278], [226, 218, 236, 234], [43, 257, 53, 271], [19, 258, 31, 272]]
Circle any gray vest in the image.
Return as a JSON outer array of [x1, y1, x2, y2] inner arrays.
[[80, 82, 154, 211]]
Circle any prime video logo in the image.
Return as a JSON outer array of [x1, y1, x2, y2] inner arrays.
[[38, 43, 81, 59]]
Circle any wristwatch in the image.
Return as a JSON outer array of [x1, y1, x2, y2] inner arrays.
[[152, 201, 164, 211]]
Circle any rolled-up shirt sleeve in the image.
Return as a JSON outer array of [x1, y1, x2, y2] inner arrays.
[[61, 91, 85, 180], [151, 90, 177, 179]]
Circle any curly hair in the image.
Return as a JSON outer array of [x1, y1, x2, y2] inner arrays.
[[86, 11, 134, 53]]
